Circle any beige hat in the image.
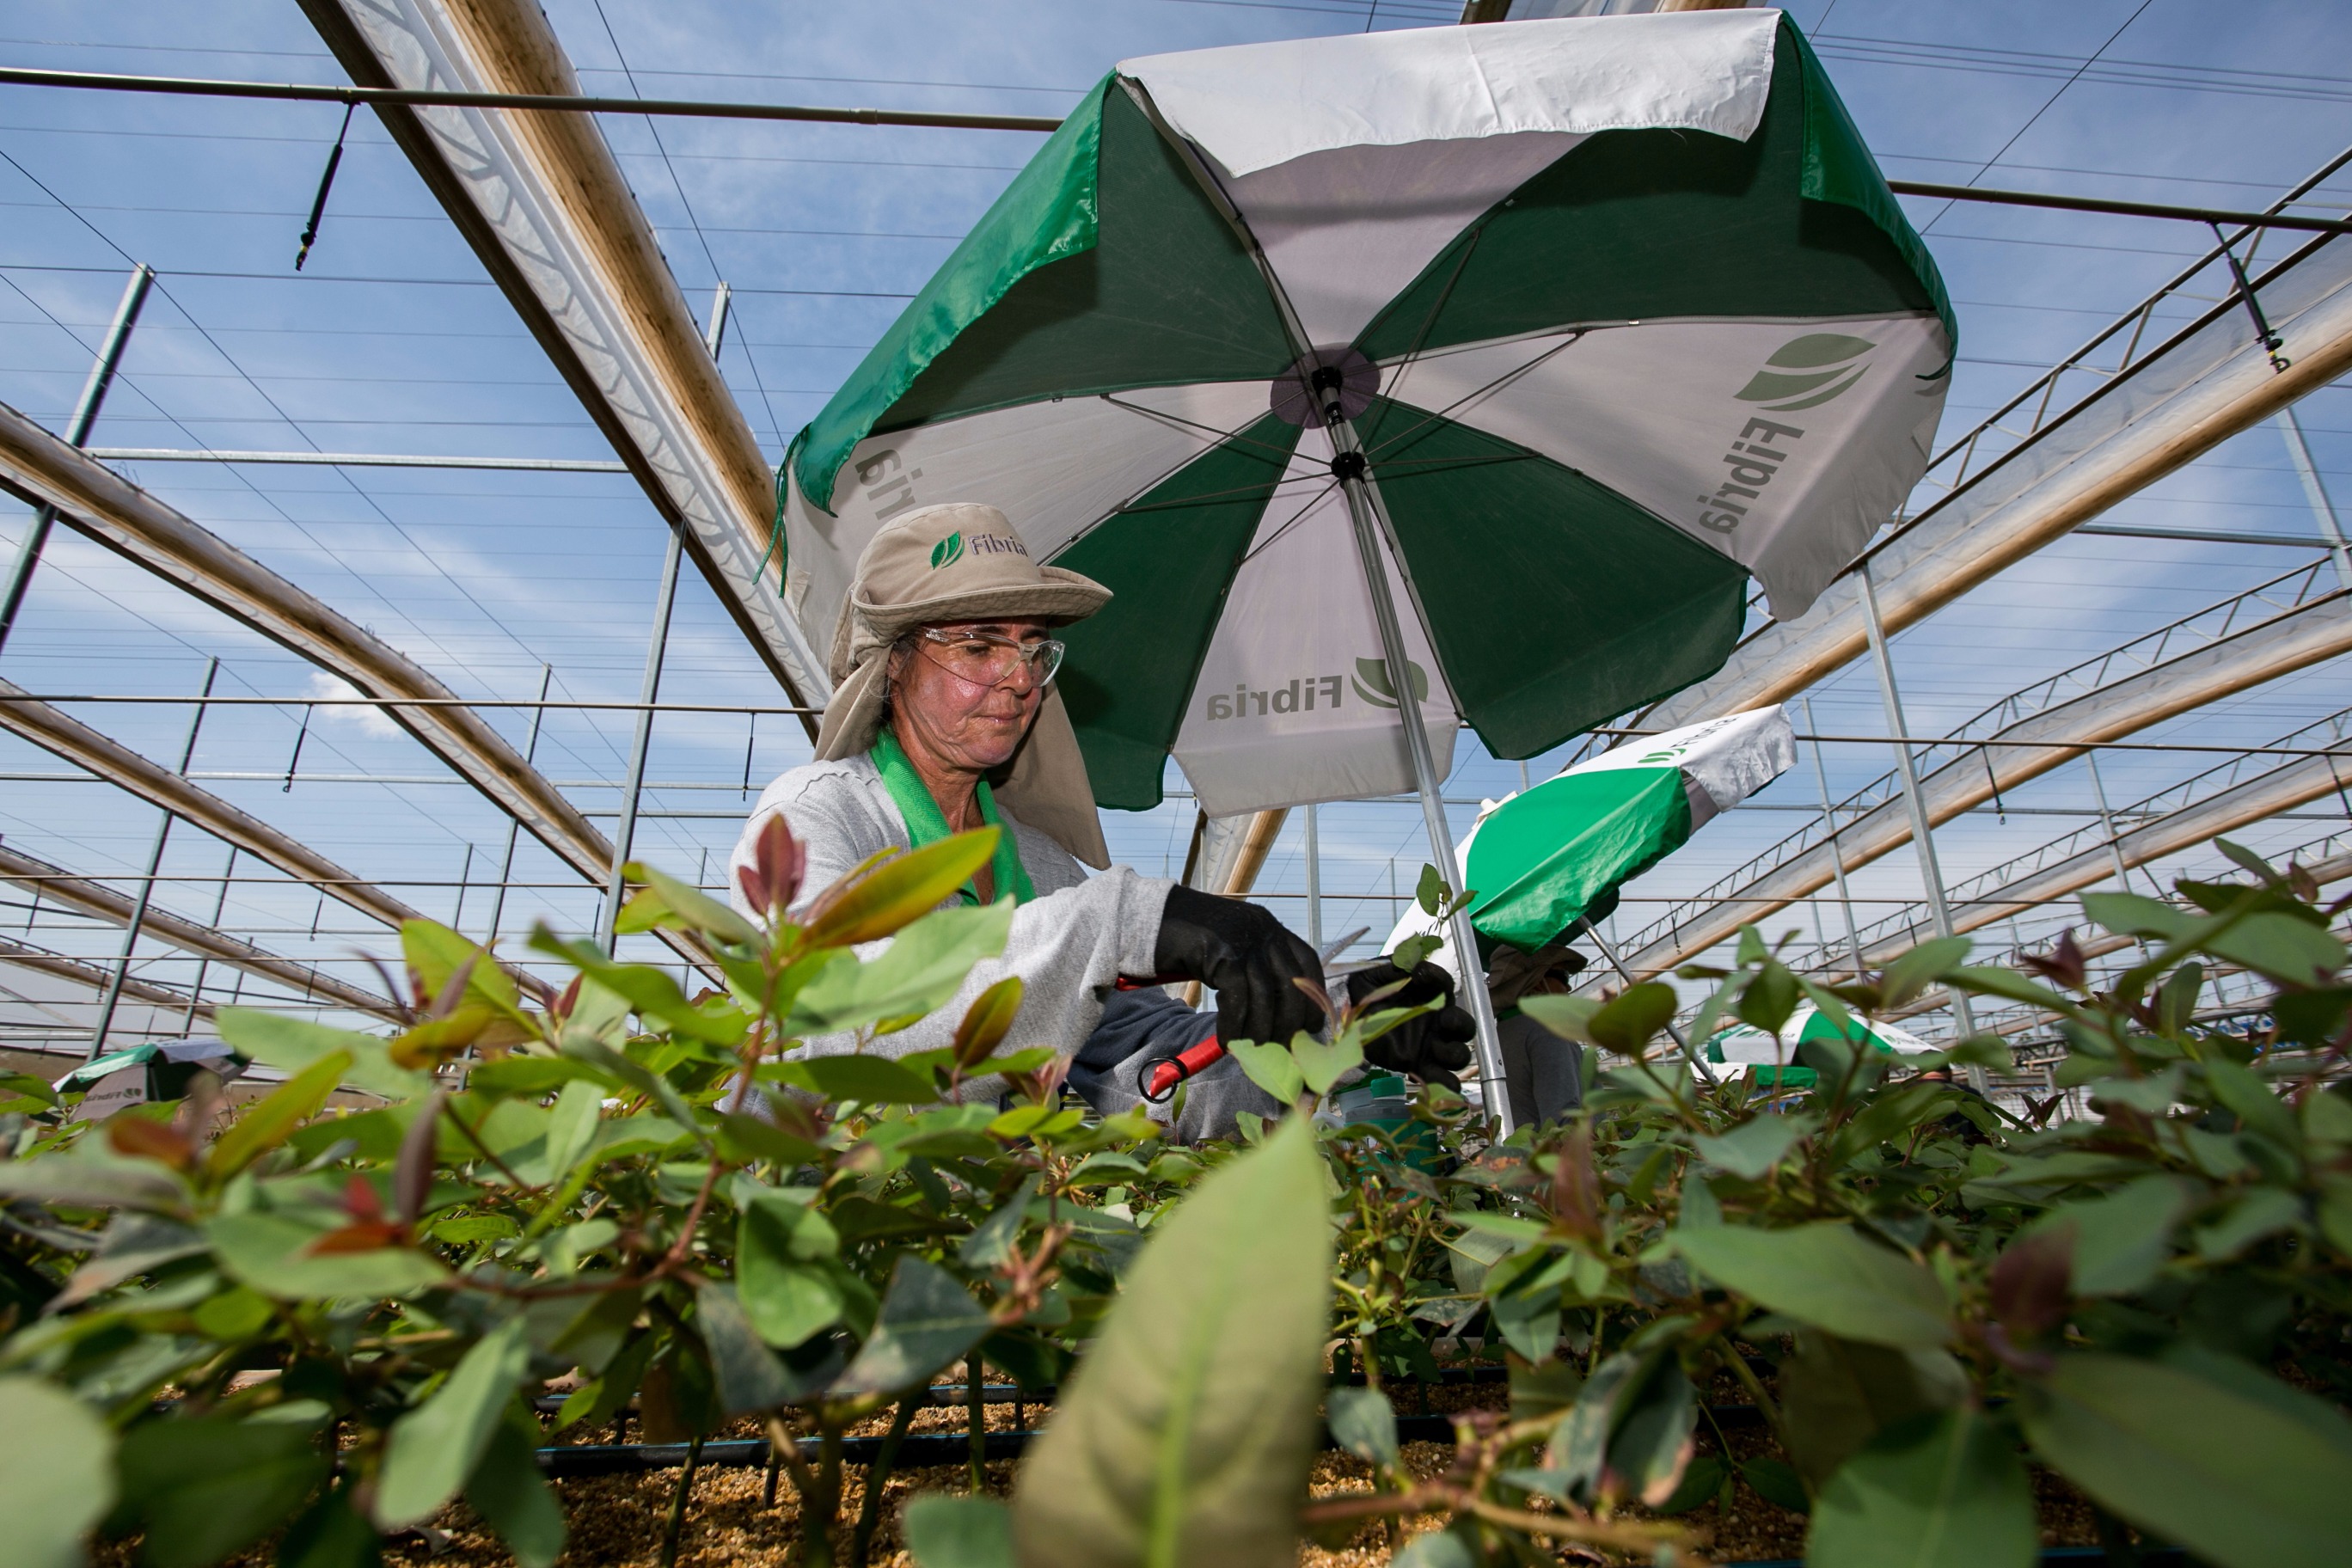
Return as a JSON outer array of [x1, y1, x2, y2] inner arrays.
[[813, 502, 1114, 867]]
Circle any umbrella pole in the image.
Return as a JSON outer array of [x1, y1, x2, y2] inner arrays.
[[1327, 462, 1515, 1138]]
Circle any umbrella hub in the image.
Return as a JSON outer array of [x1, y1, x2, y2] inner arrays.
[[1271, 345, 1379, 429]]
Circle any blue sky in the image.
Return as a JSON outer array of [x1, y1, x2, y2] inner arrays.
[[2, 1, 2349, 1037]]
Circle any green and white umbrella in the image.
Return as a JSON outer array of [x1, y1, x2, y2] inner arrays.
[[1383, 704, 1794, 969], [1706, 1003, 1934, 1089], [777, 8, 1951, 1128]]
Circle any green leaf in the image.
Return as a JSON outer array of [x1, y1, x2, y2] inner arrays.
[[1289, 1030, 1363, 1098], [832, 1256, 992, 1395], [278, 1483, 382, 1568], [1516, 992, 1601, 1043], [776, 1052, 941, 1106], [618, 862, 761, 946], [530, 930, 748, 1046], [696, 1283, 793, 1412], [216, 1007, 431, 1101], [1415, 863, 1447, 916], [1227, 1038, 1305, 1106], [374, 1316, 531, 1530], [1013, 1116, 1332, 1568], [786, 900, 1014, 1035], [1782, 1332, 1967, 1487], [2205, 912, 2345, 987], [1807, 1406, 2034, 1568], [717, 1112, 827, 1170], [1879, 937, 1974, 1008], [904, 1494, 1017, 1568], [1546, 1348, 1650, 1496], [0, 1378, 114, 1568], [2080, 891, 2196, 941], [1655, 1454, 1728, 1516], [0, 1142, 188, 1213], [739, 1203, 848, 1348], [205, 1210, 449, 1299], [1608, 1359, 1698, 1505], [1743, 1455, 1812, 1514], [1326, 1387, 1399, 1468], [1737, 963, 1801, 1035], [1393, 1528, 1478, 1568], [113, 1407, 330, 1568], [2203, 1057, 2300, 1149], [2024, 1175, 2196, 1295], [1694, 1112, 1815, 1179], [1674, 1222, 1951, 1348], [960, 1175, 1041, 1270], [1590, 982, 1681, 1053], [805, 829, 1002, 946], [2020, 1353, 2352, 1568], [207, 1051, 350, 1179], [465, 1413, 567, 1568], [1943, 966, 2075, 1011]]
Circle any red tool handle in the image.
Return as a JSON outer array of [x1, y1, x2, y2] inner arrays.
[[1143, 1037, 1226, 1101], [1114, 973, 1224, 1102]]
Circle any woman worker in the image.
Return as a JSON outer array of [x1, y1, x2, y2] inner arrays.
[[730, 501, 1472, 1140]]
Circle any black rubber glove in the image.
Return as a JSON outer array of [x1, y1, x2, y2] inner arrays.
[[1153, 885, 1326, 1049], [1347, 959, 1477, 1089]]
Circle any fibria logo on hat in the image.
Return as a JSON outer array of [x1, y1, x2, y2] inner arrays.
[[929, 532, 965, 569]]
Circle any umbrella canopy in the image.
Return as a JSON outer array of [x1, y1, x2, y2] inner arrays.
[[1706, 1003, 1934, 1088], [778, 9, 1951, 818], [1383, 704, 1795, 968]]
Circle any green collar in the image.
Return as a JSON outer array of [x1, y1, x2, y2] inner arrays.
[[869, 727, 1035, 905]]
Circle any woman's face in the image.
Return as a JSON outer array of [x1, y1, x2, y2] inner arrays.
[[888, 618, 1054, 773]]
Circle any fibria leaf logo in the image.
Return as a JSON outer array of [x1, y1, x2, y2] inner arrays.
[[1735, 333, 1877, 413], [929, 531, 965, 570], [1351, 656, 1430, 709]]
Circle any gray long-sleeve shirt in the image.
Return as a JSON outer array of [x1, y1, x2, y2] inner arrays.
[[730, 755, 1176, 1093]]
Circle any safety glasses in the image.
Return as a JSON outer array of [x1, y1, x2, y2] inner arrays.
[[915, 627, 1066, 689]]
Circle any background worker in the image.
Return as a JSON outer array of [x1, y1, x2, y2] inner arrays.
[[731, 502, 1473, 1140]]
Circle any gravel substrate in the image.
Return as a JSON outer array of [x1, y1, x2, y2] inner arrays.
[[93, 1366, 2167, 1567]]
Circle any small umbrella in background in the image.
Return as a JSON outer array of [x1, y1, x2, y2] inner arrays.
[[1706, 1003, 1935, 1090], [1384, 706, 1796, 978], [781, 10, 1951, 1127]]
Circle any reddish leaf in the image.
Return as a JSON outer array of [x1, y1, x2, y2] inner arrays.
[[340, 1172, 387, 1224], [308, 1220, 405, 1255], [2020, 930, 2087, 991], [107, 1115, 194, 1171], [1991, 1224, 2074, 1342], [952, 977, 1026, 1070], [395, 1092, 443, 1228], [1546, 1124, 1605, 1245], [1006, 1052, 1073, 1107], [741, 812, 807, 920]]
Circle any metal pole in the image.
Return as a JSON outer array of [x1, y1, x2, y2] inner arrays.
[[598, 285, 728, 955], [603, 526, 683, 953], [485, 664, 552, 946], [2081, 749, 2143, 894], [2278, 407, 2352, 593], [0, 263, 154, 657], [1302, 802, 1321, 952], [90, 656, 216, 1058], [1801, 695, 1868, 982], [1858, 565, 1984, 1070], [1326, 448, 1511, 1134]]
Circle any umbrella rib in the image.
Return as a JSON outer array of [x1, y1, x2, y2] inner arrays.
[[1094, 392, 1301, 461], [1367, 333, 1586, 466], [1106, 472, 1326, 518], [1369, 223, 1487, 413], [1234, 477, 1344, 570]]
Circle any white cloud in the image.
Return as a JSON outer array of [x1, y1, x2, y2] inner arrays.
[[304, 672, 402, 739]]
